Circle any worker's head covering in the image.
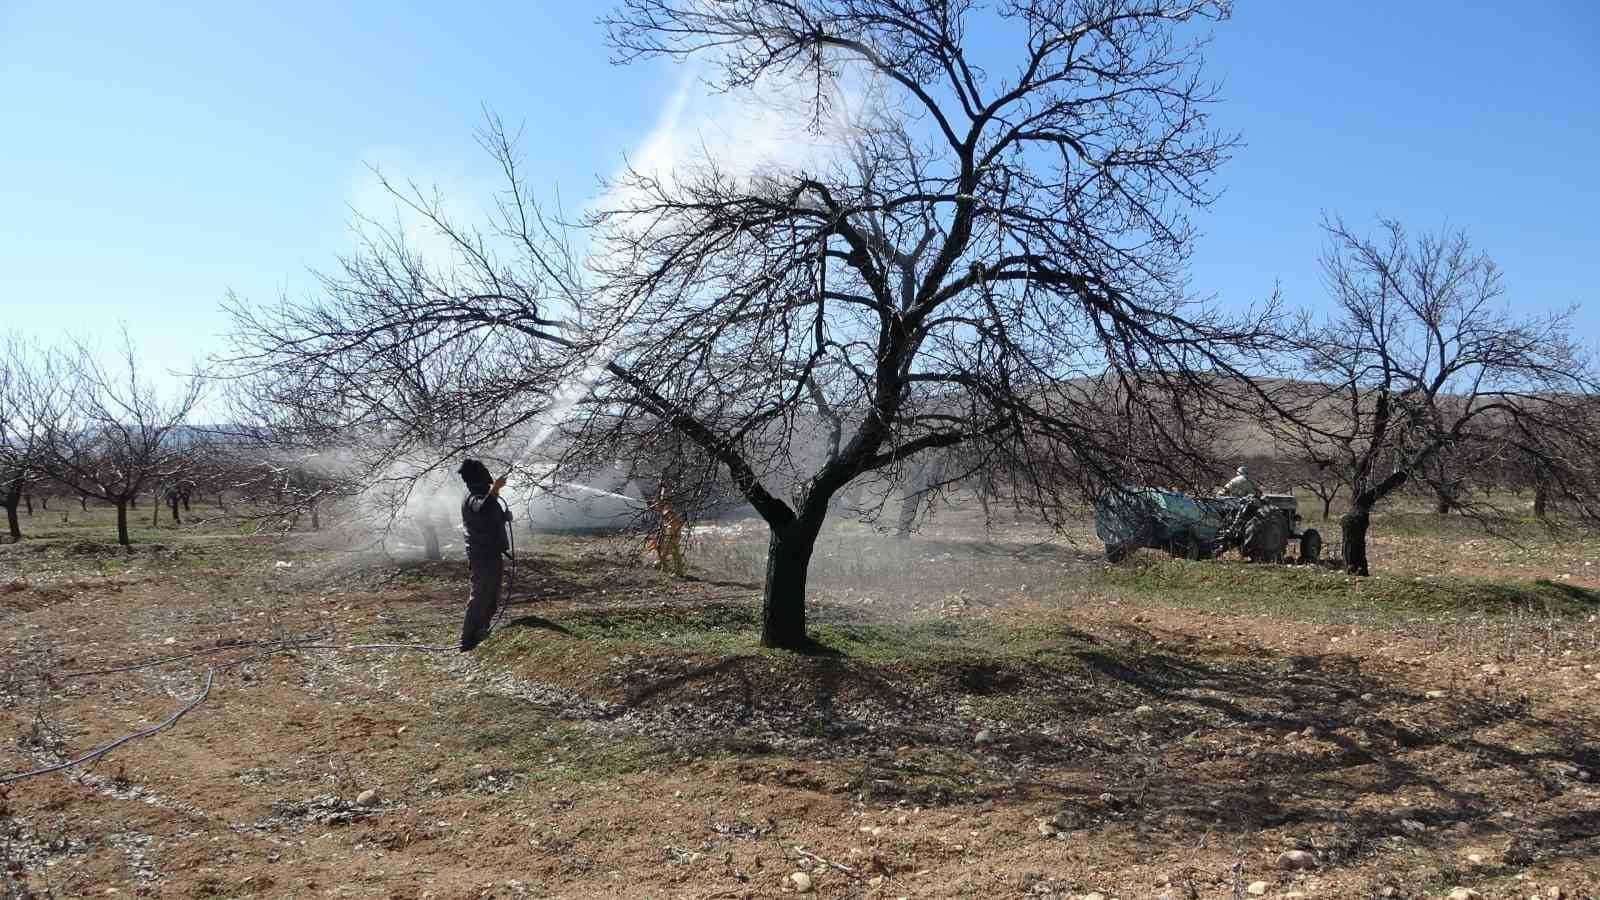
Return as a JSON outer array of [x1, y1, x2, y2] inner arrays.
[[1237, 465, 1249, 476], [458, 458, 492, 491]]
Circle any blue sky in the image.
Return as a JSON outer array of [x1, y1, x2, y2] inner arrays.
[[2, 0, 1597, 381]]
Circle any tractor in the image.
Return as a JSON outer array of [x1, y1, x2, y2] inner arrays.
[[1095, 487, 1322, 565]]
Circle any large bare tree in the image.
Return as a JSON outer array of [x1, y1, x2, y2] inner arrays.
[[585, 0, 1281, 648], [231, 0, 1281, 649], [1266, 216, 1599, 575]]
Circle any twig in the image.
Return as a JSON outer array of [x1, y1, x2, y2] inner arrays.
[[62, 636, 327, 678], [795, 848, 854, 874], [338, 643, 456, 651], [200, 642, 456, 677], [1, 668, 214, 784], [4, 639, 455, 784], [70, 638, 455, 680]]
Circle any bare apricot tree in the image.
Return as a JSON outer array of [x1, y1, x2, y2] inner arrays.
[[589, 0, 1284, 648], [0, 335, 56, 543], [37, 332, 204, 546], [1266, 216, 1598, 575], [224, 291, 557, 553], [231, 0, 1281, 649], [1497, 402, 1600, 523]]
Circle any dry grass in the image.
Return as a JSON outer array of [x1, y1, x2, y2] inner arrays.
[[2, 498, 1598, 898]]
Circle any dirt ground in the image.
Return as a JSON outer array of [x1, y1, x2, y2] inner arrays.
[[2, 505, 1598, 899]]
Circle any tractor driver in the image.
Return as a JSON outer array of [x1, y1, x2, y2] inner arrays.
[[1220, 465, 1263, 499]]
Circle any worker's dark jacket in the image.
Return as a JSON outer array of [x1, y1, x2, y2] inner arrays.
[[461, 489, 509, 558]]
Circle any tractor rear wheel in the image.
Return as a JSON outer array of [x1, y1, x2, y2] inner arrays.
[[1299, 529, 1323, 565], [1242, 511, 1290, 564]]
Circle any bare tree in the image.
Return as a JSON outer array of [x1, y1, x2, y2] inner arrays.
[[222, 300, 550, 552], [1267, 216, 1599, 575], [38, 332, 205, 546], [0, 336, 57, 543], [1298, 461, 1346, 522], [231, 0, 1281, 649], [590, 0, 1281, 649], [1495, 402, 1600, 523]]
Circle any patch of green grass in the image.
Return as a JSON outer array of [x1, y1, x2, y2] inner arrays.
[[0, 533, 286, 583], [550, 602, 761, 654], [807, 617, 1068, 662], [1105, 558, 1599, 619]]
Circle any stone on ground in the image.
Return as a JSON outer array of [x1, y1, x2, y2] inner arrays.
[[1276, 849, 1316, 870]]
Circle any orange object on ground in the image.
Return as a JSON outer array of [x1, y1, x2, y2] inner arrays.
[[649, 488, 686, 577]]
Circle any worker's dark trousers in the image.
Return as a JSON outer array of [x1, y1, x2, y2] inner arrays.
[[460, 552, 503, 651]]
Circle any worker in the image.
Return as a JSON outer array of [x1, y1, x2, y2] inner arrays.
[[647, 485, 687, 578], [1220, 465, 1263, 498], [457, 459, 509, 652]]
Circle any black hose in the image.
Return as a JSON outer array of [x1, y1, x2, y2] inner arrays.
[[492, 496, 516, 629]]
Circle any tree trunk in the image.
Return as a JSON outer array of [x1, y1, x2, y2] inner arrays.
[[1340, 506, 1372, 576], [80, 495, 88, 511], [23, 494, 32, 516], [895, 491, 920, 538], [180, 490, 191, 512], [1533, 481, 1550, 519], [310, 498, 320, 532], [421, 522, 441, 561], [129, 494, 137, 509], [761, 520, 820, 650], [1433, 489, 1453, 515], [40, 495, 48, 511], [1321, 495, 1333, 520], [168, 492, 181, 524], [152, 498, 161, 527], [3, 479, 19, 542], [116, 500, 130, 546]]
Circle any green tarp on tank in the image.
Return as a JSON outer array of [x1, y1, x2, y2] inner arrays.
[[1094, 486, 1236, 550]]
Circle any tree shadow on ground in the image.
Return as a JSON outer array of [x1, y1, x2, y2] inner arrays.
[[498, 614, 573, 636], [677, 575, 762, 590], [579, 618, 1600, 871], [1528, 578, 1600, 607], [1050, 627, 1597, 866]]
